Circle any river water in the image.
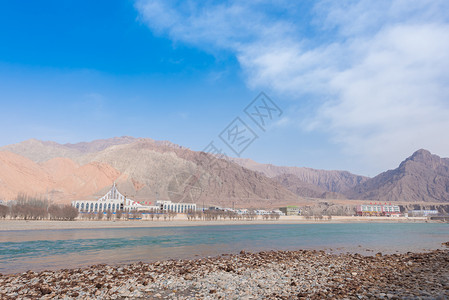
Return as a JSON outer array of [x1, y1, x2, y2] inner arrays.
[[1, 223, 448, 274]]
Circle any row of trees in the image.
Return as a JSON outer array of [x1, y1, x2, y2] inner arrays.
[[301, 203, 357, 218], [78, 210, 116, 220], [74, 208, 282, 222], [77, 209, 178, 221], [0, 194, 78, 221], [186, 209, 280, 221], [47, 204, 79, 220], [303, 214, 332, 220]]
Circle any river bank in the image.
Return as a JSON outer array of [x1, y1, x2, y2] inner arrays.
[[0, 216, 431, 231], [1, 247, 448, 299]]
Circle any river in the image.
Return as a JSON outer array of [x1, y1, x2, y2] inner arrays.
[[1, 223, 448, 274]]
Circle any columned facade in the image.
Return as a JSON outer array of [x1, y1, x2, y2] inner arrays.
[[73, 199, 123, 213], [72, 183, 197, 213], [72, 183, 149, 213]]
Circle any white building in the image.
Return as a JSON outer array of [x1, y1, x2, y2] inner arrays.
[[72, 183, 157, 213], [408, 210, 439, 217], [72, 183, 196, 213], [357, 203, 401, 216], [156, 200, 196, 213]]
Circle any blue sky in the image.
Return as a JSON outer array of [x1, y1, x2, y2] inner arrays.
[[1, 0, 449, 176]]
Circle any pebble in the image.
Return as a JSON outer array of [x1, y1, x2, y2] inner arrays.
[[0, 248, 448, 299]]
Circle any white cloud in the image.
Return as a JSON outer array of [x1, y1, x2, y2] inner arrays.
[[136, 0, 449, 174]]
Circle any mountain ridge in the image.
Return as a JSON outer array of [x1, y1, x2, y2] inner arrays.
[[1, 137, 448, 205], [348, 149, 449, 202], [230, 157, 369, 194], [0, 137, 299, 207]]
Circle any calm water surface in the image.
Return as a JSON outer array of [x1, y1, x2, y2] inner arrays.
[[0, 223, 448, 274]]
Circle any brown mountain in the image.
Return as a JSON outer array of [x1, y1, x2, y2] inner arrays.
[[273, 174, 327, 198], [0, 138, 298, 207], [1, 137, 448, 205], [0, 139, 83, 163], [349, 149, 449, 202], [0, 151, 53, 199], [230, 157, 368, 195], [274, 174, 348, 199], [0, 136, 185, 163], [63, 136, 140, 154], [0, 151, 120, 201]]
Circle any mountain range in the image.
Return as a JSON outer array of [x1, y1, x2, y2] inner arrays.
[[0, 137, 448, 207]]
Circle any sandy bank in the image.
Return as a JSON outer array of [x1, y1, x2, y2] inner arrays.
[[0, 216, 431, 231]]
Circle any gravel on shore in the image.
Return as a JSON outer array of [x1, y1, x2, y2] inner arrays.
[[1, 247, 448, 299]]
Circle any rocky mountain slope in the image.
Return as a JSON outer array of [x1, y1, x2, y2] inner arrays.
[[0, 136, 184, 163], [230, 158, 369, 194], [0, 138, 298, 207], [273, 174, 327, 198], [349, 149, 449, 202], [234, 150, 449, 203], [0, 151, 120, 201], [1, 137, 448, 205], [274, 174, 348, 199]]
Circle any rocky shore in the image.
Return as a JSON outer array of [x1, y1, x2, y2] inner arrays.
[[1, 247, 448, 299]]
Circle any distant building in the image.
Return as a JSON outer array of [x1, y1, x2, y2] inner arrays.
[[408, 210, 439, 217], [357, 203, 401, 216], [72, 183, 157, 213], [72, 183, 198, 214], [157, 200, 196, 213], [208, 206, 222, 211], [279, 206, 300, 216], [272, 209, 285, 216], [236, 209, 248, 215]]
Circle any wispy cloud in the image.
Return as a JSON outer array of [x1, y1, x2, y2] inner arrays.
[[136, 0, 449, 173]]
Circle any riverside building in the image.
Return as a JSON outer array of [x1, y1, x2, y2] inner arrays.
[[356, 203, 401, 216], [279, 206, 300, 216], [156, 200, 196, 213], [71, 183, 154, 213], [407, 210, 439, 217], [72, 183, 196, 213]]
